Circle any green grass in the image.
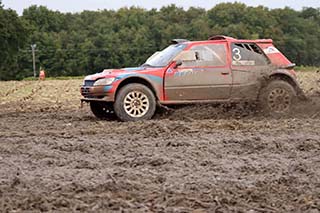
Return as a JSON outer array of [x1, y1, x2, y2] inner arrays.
[[295, 66, 320, 72], [23, 76, 85, 81], [20, 66, 320, 81]]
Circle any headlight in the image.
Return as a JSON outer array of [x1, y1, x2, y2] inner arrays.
[[93, 78, 115, 86]]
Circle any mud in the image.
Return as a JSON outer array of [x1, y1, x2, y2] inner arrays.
[[0, 74, 320, 212]]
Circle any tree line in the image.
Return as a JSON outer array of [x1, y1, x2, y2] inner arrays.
[[0, 1, 319, 80]]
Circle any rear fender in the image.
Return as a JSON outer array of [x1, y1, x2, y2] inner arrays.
[[269, 69, 298, 85], [266, 69, 306, 100]]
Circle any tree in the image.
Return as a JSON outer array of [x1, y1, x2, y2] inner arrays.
[[0, 3, 29, 80], [0, 3, 319, 80]]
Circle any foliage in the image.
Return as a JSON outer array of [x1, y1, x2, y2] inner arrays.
[[0, 3, 28, 80], [0, 3, 319, 80], [296, 66, 320, 72]]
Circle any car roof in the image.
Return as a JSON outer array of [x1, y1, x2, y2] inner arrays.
[[173, 35, 273, 45], [208, 35, 273, 43]]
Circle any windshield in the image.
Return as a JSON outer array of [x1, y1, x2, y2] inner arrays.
[[143, 44, 186, 67]]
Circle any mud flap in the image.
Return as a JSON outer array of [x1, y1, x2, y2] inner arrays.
[[296, 88, 308, 101], [80, 99, 92, 108], [156, 100, 168, 109], [80, 100, 85, 108]]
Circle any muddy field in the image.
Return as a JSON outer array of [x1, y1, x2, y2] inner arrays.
[[0, 71, 319, 212]]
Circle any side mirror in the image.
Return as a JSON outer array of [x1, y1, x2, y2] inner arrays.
[[174, 60, 183, 69]]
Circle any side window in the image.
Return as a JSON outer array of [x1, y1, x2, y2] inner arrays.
[[182, 44, 227, 67], [231, 43, 269, 66]]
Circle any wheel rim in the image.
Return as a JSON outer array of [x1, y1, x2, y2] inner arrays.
[[267, 88, 291, 112], [123, 91, 149, 118]]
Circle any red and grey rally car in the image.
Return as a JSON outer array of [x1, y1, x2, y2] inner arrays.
[[81, 35, 304, 121]]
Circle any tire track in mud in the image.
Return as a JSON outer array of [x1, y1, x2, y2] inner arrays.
[[1, 107, 319, 139], [18, 82, 43, 102], [11, 82, 45, 112], [0, 81, 44, 112], [0, 107, 319, 212], [1, 81, 35, 97], [0, 80, 82, 114], [1, 122, 319, 212]]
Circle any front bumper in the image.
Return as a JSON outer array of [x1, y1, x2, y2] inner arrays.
[[81, 85, 104, 97], [81, 97, 112, 105], [80, 85, 114, 102]]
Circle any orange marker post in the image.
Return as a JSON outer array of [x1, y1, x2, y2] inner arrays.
[[39, 70, 45, 80]]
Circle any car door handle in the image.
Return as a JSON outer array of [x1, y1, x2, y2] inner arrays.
[[221, 71, 229, 75]]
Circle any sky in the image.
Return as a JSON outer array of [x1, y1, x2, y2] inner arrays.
[[2, 0, 320, 15]]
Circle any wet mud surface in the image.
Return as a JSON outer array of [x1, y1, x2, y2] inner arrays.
[[0, 74, 319, 212]]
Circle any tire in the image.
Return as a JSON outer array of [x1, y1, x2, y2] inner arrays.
[[90, 101, 115, 120], [259, 80, 297, 116], [114, 83, 156, 121]]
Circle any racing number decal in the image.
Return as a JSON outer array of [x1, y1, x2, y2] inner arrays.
[[232, 48, 241, 61]]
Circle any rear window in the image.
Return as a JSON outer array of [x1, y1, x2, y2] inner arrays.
[[231, 43, 269, 66], [182, 44, 227, 67]]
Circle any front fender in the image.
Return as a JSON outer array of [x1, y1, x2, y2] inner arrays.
[[113, 73, 164, 101]]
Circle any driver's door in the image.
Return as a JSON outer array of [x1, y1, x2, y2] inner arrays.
[[164, 43, 232, 101]]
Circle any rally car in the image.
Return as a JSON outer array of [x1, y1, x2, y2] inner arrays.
[[81, 35, 304, 121]]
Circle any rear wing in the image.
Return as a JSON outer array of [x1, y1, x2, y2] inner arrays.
[[256, 42, 294, 68]]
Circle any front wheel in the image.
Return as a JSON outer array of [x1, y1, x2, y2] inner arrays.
[[259, 80, 297, 116], [114, 84, 156, 121], [90, 101, 115, 120]]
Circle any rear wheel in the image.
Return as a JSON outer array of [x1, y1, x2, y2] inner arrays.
[[90, 101, 115, 120], [114, 83, 156, 121], [259, 80, 296, 116]]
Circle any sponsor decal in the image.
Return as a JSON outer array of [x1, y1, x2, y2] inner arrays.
[[232, 60, 255, 66], [174, 69, 194, 77], [263, 46, 280, 54]]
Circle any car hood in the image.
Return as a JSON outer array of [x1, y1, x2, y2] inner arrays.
[[84, 67, 163, 81]]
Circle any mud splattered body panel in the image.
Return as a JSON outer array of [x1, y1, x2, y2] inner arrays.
[[81, 67, 165, 102], [165, 66, 232, 100], [81, 36, 298, 104], [164, 42, 232, 100]]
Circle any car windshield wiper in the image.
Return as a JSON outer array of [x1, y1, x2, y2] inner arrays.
[[141, 63, 166, 68], [141, 63, 154, 67]]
